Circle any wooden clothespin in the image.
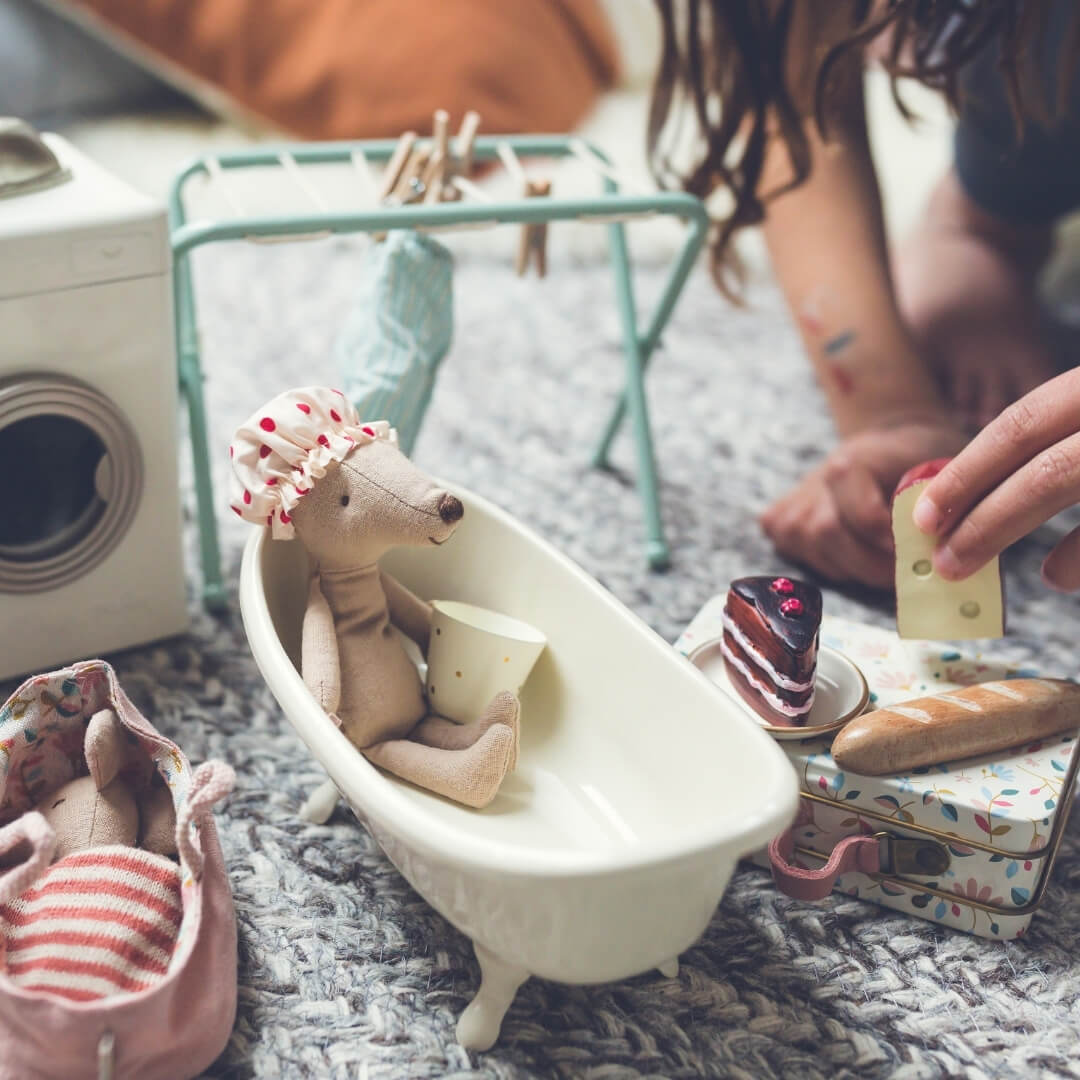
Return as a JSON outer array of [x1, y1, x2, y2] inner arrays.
[[516, 179, 551, 277], [498, 142, 550, 277], [436, 110, 481, 203], [423, 109, 450, 204], [456, 111, 481, 178], [379, 131, 417, 203], [391, 145, 430, 205]]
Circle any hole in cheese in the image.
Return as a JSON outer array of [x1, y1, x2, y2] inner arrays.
[[912, 558, 932, 577], [959, 601, 981, 618]]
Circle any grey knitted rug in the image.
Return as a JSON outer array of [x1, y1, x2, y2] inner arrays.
[[14, 240, 1080, 1079]]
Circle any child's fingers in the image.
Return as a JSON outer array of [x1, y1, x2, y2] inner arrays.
[[768, 496, 893, 588], [823, 457, 894, 551], [1042, 525, 1080, 592], [914, 369, 1080, 537], [932, 430, 1080, 580]]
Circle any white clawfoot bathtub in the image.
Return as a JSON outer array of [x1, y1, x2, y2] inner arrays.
[[239, 485, 798, 1050]]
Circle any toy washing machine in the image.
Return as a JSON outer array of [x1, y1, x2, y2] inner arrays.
[[0, 124, 187, 682]]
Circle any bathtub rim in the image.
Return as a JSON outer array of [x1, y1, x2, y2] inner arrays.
[[238, 484, 800, 881]]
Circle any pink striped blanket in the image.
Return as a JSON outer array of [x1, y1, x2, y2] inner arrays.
[[1, 847, 181, 1002]]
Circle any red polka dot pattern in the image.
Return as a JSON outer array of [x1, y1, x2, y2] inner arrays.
[[230, 389, 394, 539]]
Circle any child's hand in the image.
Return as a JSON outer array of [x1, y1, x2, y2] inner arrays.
[[760, 420, 968, 588], [911, 369, 1080, 591]]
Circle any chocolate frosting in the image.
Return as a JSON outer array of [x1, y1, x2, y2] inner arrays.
[[731, 576, 822, 650]]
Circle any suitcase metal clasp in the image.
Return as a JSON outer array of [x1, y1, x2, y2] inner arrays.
[[875, 833, 951, 877]]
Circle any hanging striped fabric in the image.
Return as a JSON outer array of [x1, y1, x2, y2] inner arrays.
[[0, 847, 181, 1002], [335, 230, 454, 456]]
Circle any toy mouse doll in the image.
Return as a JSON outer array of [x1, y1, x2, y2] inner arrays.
[[229, 387, 519, 809]]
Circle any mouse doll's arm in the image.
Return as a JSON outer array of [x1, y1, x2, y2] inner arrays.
[[379, 571, 432, 655], [302, 575, 341, 720]]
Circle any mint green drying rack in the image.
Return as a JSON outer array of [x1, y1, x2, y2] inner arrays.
[[168, 135, 708, 611]]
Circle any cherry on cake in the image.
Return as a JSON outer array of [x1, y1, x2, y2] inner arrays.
[[720, 576, 822, 726]]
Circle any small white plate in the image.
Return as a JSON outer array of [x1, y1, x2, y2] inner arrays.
[[688, 639, 869, 741]]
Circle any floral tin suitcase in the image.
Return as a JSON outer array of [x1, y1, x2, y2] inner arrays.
[[676, 597, 1080, 940]]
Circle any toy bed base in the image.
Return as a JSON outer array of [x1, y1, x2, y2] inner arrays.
[[238, 482, 798, 1049], [167, 134, 709, 610]]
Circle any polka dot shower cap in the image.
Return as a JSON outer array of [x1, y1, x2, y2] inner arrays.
[[229, 386, 397, 540]]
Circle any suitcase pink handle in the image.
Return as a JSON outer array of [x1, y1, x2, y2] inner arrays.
[[768, 827, 881, 901], [176, 761, 236, 879], [0, 812, 56, 905]]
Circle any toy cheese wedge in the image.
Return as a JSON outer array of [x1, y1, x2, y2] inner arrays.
[[893, 459, 1004, 639]]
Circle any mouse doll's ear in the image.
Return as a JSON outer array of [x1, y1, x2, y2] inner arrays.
[[85, 708, 126, 790]]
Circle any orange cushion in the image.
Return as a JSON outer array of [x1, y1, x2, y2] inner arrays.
[[61, 0, 619, 139]]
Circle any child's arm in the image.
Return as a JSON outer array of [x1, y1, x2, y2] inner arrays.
[[756, 62, 968, 587], [760, 74, 950, 436]]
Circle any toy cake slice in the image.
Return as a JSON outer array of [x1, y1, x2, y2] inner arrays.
[[720, 576, 822, 726], [893, 459, 1004, 640]]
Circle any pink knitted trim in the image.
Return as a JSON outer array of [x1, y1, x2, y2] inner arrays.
[[176, 763, 236, 880], [0, 813, 56, 906]]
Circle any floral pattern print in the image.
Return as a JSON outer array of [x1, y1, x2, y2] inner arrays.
[[0, 661, 192, 825], [676, 598, 1079, 940]]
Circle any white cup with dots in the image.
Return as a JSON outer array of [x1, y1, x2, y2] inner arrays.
[[426, 600, 547, 722]]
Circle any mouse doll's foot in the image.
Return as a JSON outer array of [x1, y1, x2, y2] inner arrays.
[[412, 691, 520, 770], [895, 167, 1056, 431], [364, 723, 515, 808]]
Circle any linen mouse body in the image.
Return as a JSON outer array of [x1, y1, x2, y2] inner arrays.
[[230, 387, 519, 809], [33, 707, 177, 860]]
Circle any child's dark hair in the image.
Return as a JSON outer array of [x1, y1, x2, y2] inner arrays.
[[649, 1, 1080, 296]]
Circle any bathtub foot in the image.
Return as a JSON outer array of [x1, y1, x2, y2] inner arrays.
[[456, 943, 529, 1052], [300, 778, 339, 824], [658, 957, 679, 979]]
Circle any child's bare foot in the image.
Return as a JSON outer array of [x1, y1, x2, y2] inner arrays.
[[894, 168, 1056, 431]]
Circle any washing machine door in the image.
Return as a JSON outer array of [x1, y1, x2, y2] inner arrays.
[[0, 375, 143, 593]]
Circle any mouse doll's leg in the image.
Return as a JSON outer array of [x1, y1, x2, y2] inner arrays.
[[411, 691, 519, 769], [363, 724, 514, 808]]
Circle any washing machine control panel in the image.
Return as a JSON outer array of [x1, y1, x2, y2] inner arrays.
[[0, 135, 170, 300]]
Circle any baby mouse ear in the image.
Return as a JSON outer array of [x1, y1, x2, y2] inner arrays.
[[85, 708, 126, 790]]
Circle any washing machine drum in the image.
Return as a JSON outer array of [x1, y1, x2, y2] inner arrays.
[[0, 376, 142, 593]]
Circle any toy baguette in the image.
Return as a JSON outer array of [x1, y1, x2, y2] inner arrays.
[[831, 678, 1080, 775]]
